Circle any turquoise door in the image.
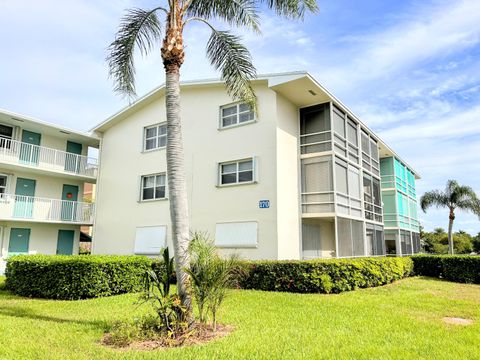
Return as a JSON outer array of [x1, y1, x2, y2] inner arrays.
[[56, 230, 75, 255], [14, 178, 36, 218], [20, 130, 41, 165], [8, 228, 30, 255], [61, 184, 79, 221], [65, 141, 82, 173]]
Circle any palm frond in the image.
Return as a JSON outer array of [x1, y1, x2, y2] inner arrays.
[[262, 0, 319, 19], [206, 29, 257, 108], [186, 0, 261, 33], [420, 190, 449, 212], [107, 8, 163, 98]]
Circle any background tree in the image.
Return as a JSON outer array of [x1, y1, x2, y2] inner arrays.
[[107, 0, 319, 318], [473, 232, 480, 254], [420, 180, 480, 254], [421, 228, 474, 254]]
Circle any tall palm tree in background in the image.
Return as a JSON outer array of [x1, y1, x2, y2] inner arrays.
[[107, 0, 318, 317], [420, 180, 480, 255]]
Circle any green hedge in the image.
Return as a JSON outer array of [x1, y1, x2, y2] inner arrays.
[[236, 257, 414, 293], [5, 255, 152, 300], [412, 255, 480, 284]]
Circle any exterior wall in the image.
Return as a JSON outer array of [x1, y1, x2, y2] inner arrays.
[[93, 83, 282, 260], [275, 93, 301, 259], [0, 221, 80, 256]]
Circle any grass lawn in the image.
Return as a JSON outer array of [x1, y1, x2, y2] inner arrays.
[[0, 276, 479, 359]]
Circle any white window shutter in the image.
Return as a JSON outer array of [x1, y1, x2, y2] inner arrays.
[[134, 226, 167, 255], [215, 221, 258, 248]]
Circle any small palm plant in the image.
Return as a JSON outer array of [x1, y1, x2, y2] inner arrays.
[[420, 180, 480, 254], [187, 232, 238, 331], [141, 248, 187, 336]]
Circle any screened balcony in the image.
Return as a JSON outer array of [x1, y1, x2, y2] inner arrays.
[[0, 193, 94, 225], [299, 102, 382, 220], [0, 137, 98, 180]]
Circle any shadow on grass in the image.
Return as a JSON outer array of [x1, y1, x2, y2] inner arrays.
[[0, 306, 108, 329]]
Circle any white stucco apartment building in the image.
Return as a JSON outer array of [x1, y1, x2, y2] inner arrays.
[[0, 109, 99, 271], [92, 72, 420, 260]]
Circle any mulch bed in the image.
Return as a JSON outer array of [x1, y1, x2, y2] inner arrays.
[[102, 323, 234, 351]]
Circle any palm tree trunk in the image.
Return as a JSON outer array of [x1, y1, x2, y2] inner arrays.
[[165, 69, 193, 318], [448, 208, 455, 255]]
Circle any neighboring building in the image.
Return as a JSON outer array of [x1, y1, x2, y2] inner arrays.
[[380, 156, 420, 255], [92, 71, 420, 260], [0, 108, 99, 265]]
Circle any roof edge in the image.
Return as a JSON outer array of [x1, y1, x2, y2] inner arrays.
[[0, 108, 100, 142], [92, 71, 309, 132]]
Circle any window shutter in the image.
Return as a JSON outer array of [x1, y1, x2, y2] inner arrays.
[[215, 221, 258, 247], [134, 226, 167, 255]]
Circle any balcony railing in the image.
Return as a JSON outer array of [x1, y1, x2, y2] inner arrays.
[[0, 193, 94, 224], [0, 137, 98, 178]]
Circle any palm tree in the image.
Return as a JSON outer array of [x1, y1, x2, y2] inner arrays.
[[106, 0, 318, 317], [420, 180, 480, 255]]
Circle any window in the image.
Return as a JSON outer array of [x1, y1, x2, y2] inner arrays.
[[335, 161, 348, 194], [215, 221, 258, 247], [0, 124, 13, 149], [347, 119, 358, 146], [141, 174, 166, 200], [134, 226, 167, 255], [301, 156, 334, 213], [337, 218, 364, 257], [335, 158, 361, 217], [366, 224, 385, 255], [332, 106, 345, 137], [0, 175, 7, 194], [219, 159, 254, 185], [300, 104, 331, 154], [363, 174, 382, 222], [144, 123, 167, 151], [220, 103, 254, 128]]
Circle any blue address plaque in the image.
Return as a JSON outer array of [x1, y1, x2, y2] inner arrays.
[[259, 200, 270, 209]]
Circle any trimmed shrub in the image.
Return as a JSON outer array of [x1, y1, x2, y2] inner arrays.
[[236, 257, 413, 294], [5, 255, 152, 300], [412, 255, 480, 284]]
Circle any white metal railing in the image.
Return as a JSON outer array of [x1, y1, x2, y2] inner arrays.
[[0, 137, 98, 178], [0, 193, 94, 224]]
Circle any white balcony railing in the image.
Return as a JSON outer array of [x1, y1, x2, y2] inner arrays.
[[0, 193, 94, 224], [0, 137, 98, 178]]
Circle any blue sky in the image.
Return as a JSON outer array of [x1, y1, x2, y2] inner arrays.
[[0, 0, 479, 234]]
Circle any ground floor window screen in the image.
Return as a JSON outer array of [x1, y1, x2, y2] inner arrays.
[[366, 224, 385, 255], [385, 230, 399, 255], [400, 230, 412, 255], [302, 220, 322, 259], [412, 232, 421, 253], [337, 218, 364, 257]]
